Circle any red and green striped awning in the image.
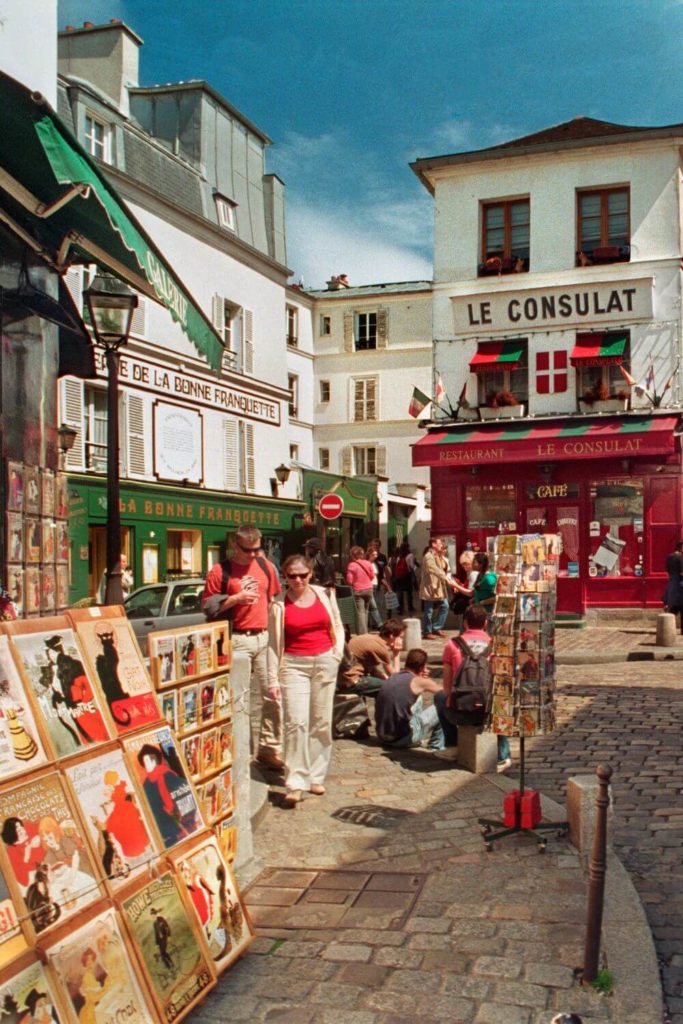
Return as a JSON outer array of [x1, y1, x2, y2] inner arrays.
[[570, 333, 627, 367], [412, 414, 679, 468], [469, 340, 524, 373]]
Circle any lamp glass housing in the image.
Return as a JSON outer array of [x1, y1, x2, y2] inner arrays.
[[275, 463, 291, 485], [85, 273, 138, 347]]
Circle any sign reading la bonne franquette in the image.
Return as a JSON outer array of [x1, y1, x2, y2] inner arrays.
[[451, 278, 653, 335]]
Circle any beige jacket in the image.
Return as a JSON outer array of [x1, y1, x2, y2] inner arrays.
[[419, 548, 450, 601], [267, 585, 345, 686]]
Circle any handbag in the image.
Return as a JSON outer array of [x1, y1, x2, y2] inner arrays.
[[450, 592, 470, 616], [384, 590, 400, 610]]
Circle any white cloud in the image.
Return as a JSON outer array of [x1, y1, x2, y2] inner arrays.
[[420, 117, 524, 156]]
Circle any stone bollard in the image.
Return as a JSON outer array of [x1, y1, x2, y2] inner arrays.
[[403, 617, 422, 652], [566, 774, 613, 867], [656, 612, 676, 647], [457, 727, 498, 774]]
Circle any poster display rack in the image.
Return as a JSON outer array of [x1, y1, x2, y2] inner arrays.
[[0, 604, 252, 1023]]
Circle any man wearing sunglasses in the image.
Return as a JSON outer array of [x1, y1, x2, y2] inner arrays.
[[202, 524, 283, 771]]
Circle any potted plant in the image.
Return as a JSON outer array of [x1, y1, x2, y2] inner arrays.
[[479, 388, 526, 420], [579, 382, 629, 414]]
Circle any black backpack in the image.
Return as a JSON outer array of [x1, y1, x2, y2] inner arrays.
[[448, 636, 492, 726], [205, 556, 275, 621]]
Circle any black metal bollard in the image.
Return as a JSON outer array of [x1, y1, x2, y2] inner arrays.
[[582, 763, 613, 984], [551, 1015, 583, 1024]]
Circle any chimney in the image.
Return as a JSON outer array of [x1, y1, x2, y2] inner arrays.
[[58, 20, 143, 117], [326, 274, 350, 291]]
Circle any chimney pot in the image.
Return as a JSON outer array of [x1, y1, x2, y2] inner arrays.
[[83, 21, 94, 27], [65, 24, 75, 31]]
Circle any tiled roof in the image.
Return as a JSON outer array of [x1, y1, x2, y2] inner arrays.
[[494, 116, 645, 148]]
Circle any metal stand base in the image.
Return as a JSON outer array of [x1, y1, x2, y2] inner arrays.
[[478, 737, 568, 852]]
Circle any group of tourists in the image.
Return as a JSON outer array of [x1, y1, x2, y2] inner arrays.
[[200, 526, 510, 811]]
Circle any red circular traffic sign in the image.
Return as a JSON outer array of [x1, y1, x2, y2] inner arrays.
[[318, 493, 344, 520]]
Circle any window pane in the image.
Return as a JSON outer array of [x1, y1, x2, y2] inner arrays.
[[466, 484, 516, 529], [485, 206, 504, 230], [510, 224, 529, 254], [579, 194, 601, 218], [589, 478, 643, 577], [607, 191, 628, 215], [510, 202, 529, 226]]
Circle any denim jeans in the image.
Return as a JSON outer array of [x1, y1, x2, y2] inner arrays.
[[369, 590, 383, 629], [432, 690, 460, 748], [344, 675, 384, 698], [497, 735, 511, 761], [353, 589, 373, 634], [421, 599, 449, 635], [385, 695, 444, 750]]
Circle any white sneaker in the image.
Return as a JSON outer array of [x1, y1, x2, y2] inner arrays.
[[496, 757, 513, 773], [433, 747, 459, 761]]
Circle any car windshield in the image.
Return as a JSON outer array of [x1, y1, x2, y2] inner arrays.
[[168, 583, 204, 616], [125, 586, 165, 618]]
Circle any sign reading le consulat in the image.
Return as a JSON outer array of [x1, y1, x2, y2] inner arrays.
[[452, 278, 653, 334]]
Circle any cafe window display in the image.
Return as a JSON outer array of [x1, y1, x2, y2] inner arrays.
[[589, 478, 644, 577], [466, 485, 516, 530]]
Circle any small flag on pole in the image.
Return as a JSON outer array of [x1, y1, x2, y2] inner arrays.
[[457, 380, 468, 406], [619, 365, 637, 387], [434, 374, 446, 406], [645, 364, 655, 391], [409, 387, 431, 418]]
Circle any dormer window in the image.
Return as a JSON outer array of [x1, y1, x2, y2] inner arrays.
[[215, 195, 237, 231], [84, 113, 110, 163]]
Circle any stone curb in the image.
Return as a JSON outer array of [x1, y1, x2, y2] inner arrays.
[[486, 773, 663, 1021], [557, 646, 683, 664]]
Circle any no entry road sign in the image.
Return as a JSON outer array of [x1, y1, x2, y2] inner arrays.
[[318, 493, 344, 520]]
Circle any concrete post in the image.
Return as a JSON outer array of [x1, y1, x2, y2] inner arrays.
[[403, 617, 422, 651], [656, 612, 676, 647], [457, 727, 498, 773]]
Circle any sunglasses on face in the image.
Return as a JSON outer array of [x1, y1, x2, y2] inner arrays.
[[286, 572, 309, 580], [237, 544, 260, 554]]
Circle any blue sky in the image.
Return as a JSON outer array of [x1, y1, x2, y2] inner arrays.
[[58, 0, 683, 288]]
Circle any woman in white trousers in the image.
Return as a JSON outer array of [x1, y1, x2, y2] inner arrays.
[[267, 554, 345, 807]]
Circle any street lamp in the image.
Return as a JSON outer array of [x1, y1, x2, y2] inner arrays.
[[84, 274, 138, 606], [270, 462, 291, 497], [57, 422, 78, 468]]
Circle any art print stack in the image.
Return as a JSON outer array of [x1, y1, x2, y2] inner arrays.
[[488, 534, 560, 739], [0, 605, 252, 1023], [148, 622, 237, 861]]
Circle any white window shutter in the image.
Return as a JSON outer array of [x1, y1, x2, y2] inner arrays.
[[211, 294, 224, 339], [245, 423, 255, 491], [223, 419, 240, 491], [130, 297, 146, 337], [377, 309, 388, 348], [63, 267, 83, 308], [59, 378, 85, 470], [376, 445, 387, 476], [367, 378, 377, 421], [125, 393, 147, 478], [343, 311, 354, 353], [341, 445, 353, 476], [243, 308, 254, 375]]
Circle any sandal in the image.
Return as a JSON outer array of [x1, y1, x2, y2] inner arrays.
[[310, 784, 325, 796], [282, 789, 303, 808]]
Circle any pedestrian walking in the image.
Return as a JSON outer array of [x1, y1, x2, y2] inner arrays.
[[345, 546, 375, 634], [663, 539, 683, 632], [419, 537, 455, 639]]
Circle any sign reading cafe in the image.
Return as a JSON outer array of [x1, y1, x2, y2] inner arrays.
[[452, 278, 653, 335]]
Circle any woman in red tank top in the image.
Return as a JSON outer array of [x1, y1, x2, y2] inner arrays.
[[267, 555, 345, 807]]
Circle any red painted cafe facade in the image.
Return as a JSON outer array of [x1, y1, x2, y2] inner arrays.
[[412, 412, 682, 616]]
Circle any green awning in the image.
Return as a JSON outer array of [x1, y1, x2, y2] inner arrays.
[[0, 70, 223, 371]]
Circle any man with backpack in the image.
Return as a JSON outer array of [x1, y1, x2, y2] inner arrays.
[[389, 542, 415, 614], [202, 525, 283, 771], [438, 603, 511, 772]]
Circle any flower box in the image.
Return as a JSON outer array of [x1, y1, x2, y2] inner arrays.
[[578, 398, 628, 414], [479, 404, 526, 421]]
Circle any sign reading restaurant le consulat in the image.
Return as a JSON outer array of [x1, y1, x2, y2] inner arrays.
[[452, 278, 653, 335]]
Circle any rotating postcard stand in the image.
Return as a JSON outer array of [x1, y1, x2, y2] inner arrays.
[[477, 534, 568, 852]]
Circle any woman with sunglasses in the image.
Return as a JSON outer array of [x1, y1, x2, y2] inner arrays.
[[266, 554, 345, 807]]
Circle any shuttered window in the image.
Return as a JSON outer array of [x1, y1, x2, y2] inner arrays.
[[125, 393, 147, 478], [59, 378, 85, 470], [223, 420, 240, 491], [353, 378, 378, 422]]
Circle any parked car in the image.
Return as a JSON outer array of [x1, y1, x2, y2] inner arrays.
[[124, 579, 207, 654]]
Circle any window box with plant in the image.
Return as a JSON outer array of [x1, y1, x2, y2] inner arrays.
[[479, 388, 526, 420], [578, 381, 630, 413]]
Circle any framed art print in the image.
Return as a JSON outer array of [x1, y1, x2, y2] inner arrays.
[[65, 748, 157, 891], [149, 632, 177, 689], [213, 675, 231, 722], [123, 726, 203, 850], [46, 905, 155, 1024], [160, 690, 178, 732], [180, 685, 198, 734], [0, 955, 63, 1022], [200, 728, 217, 778], [170, 835, 253, 972], [6, 566, 23, 618], [24, 466, 40, 515], [120, 871, 214, 1023], [4, 618, 111, 759], [25, 518, 41, 564], [24, 569, 41, 616], [217, 724, 233, 769], [6, 462, 23, 513], [41, 567, 57, 614], [68, 607, 161, 736], [0, 770, 102, 939], [0, 635, 50, 779], [6, 513, 23, 563], [41, 470, 55, 518], [56, 566, 70, 611], [198, 679, 215, 725]]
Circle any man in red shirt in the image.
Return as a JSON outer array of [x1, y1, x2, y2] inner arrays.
[[202, 525, 282, 770]]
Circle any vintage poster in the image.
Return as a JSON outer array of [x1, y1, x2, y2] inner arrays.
[[7, 513, 23, 563], [25, 518, 41, 564], [200, 729, 217, 777], [8, 625, 111, 758], [181, 735, 201, 781], [214, 770, 233, 819], [7, 462, 24, 513], [198, 680, 215, 725], [69, 609, 160, 736], [56, 567, 70, 611], [41, 567, 57, 615], [124, 726, 203, 850], [180, 685, 198, 734], [47, 906, 154, 1024], [212, 624, 230, 671], [0, 957, 62, 1022], [0, 866, 27, 968], [149, 633, 177, 688], [0, 772, 101, 936], [24, 467, 40, 515], [41, 471, 55, 519], [213, 676, 231, 721], [217, 817, 237, 863], [120, 872, 214, 1022], [0, 636, 50, 780], [6, 566, 23, 618], [56, 521, 70, 565], [161, 690, 178, 731], [172, 836, 253, 971], [55, 474, 69, 520], [66, 749, 156, 890], [24, 570, 42, 616], [217, 725, 233, 769]]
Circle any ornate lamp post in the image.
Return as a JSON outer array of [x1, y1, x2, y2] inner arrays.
[[84, 274, 138, 605]]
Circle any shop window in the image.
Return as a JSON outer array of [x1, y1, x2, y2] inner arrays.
[[466, 484, 517, 530], [577, 187, 630, 266], [479, 198, 530, 275], [477, 346, 528, 407], [352, 377, 378, 422], [536, 351, 567, 395], [167, 530, 202, 576], [589, 478, 644, 577]]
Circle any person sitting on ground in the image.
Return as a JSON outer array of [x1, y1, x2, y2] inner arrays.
[[338, 618, 406, 698], [374, 648, 458, 754], [440, 603, 511, 772]]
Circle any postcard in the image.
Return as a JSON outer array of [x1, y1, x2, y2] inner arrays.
[[520, 535, 546, 565], [24, 518, 41, 564], [172, 836, 253, 971], [124, 726, 203, 850], [489, 614, 514, 638], [66, 749, 156, 889], [5, 566, 23, 618], [24, 569, 41, 615], [181, 735, 201, 781], [495, 551, 518, 574], [517, 651, 540, 681], [8, 624, 111, 758], [120, 872, 214, 1022], [491, 694, 515, 718], [6, 513, 23, 563], [490, 655, 514, 677], [217, 817, 237, 863], [160, 690, 178, 732], [217, 725, 233, 769], [490, 714, 516, 737], [518, 625, 539, 652], [492, 636, 514, 658], [40, 470, 55, 518], [47, 906, 154, 1024], [199, 680, 216, 725], [69, 609, 160, 736], [0, 771, 101, 935], [24, 466, 40, 515], [41, 567, 57, 615], [56, 567, 70, 611], [6, 462, 23, 513], [494, 595, 517, 617], [56, 521, 70, 564], [519, 709, 540, 736], [495, 535, 518, 556], [149, 633, 177, 688], [41, 520, 56, 564], [201, 729, 217, 777], [520, 679, 540, 704], [519, 593, 541, 621], [213, 676, 232, 721], [0, 636, 50, 779], [212, 623, 231, 671], [55, 473, 69, 519], [180, 685, 198, 734], [492, 673, 514, 694], [0, 958, 63, 1023], [214, 769, 233, 820], [495, 574, 517, 596]]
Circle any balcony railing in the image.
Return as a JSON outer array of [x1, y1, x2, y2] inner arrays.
[[286, 333, 298, 348], [576, 244, 630, 267], [478, 254, 530, 277]]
